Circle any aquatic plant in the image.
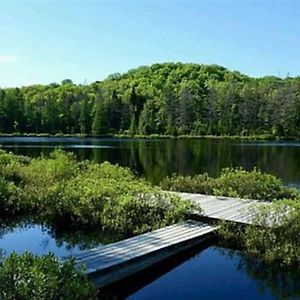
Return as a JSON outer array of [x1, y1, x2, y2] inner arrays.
[[161, 168, 299, 201], [0, 252, 96, 300], [219, 200, 300, 266], [0, 149, 198, 234]]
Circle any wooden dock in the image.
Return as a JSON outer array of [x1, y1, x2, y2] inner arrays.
[[176, 192, 266, 224], [73, 192, 266, 288], [74, 220, 215, 288]]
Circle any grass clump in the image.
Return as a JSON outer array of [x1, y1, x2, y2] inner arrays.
[[161, 167, 299, 201], [0, 252, 95, 300]]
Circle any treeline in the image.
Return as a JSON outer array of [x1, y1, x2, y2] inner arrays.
[[1, 63, 300, 136]]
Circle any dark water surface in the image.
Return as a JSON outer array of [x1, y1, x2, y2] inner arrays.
[[1, 136, 300, 187], [126, 246, 300, 300], [0, 137, 300, 299], [0, 219, 120, 257], [0, 221, 299, 300]]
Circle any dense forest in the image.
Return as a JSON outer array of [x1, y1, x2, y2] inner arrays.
[[1, 62, 300, 137]]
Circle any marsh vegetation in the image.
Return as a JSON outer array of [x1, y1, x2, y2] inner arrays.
[[0, 147, 299, 299], [162, 168, 300, 266]]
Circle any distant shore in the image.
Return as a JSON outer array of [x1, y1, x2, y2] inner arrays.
[[0, 132, 299, 141]]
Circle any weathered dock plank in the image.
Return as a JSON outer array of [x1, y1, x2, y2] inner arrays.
[[73, 220, 216, 288], [175, 192, 266, 224]]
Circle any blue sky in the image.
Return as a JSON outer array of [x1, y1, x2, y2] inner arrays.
[[1, 0, 300, 87]]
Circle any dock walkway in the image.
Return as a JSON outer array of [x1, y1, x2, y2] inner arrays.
[[73, 192, 266, 287], [176, 192, 266, 224], [74, 220, 215, 288]]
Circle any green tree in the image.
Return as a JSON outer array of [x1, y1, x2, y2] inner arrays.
[[92, 90, 108, 134]]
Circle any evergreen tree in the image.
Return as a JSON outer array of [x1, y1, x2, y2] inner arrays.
[[92, 90, 108, 134], [0, 63, 300, 137], [79, 97, 91, 134]]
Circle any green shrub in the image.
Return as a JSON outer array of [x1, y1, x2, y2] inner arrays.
[[161, 173, 215, 194], [0, 149, 27, 184], [20, 149, 79, 185], [43, 162, 197, 233], [161, 168, 299, 201], [0, 178, 21, 214], [101, 190, 197, 234], [243, 201, 300, 265], [0, 150, 198, 233], [17, 149, 79, 211], [0, 252, 95, 300], [219, 200, 300, 265], [163, 167, 300, 265], [213, 168, 298, 201]]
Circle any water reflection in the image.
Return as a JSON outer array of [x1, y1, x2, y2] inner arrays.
[[218, 248, 300, 300], [0, 217, 299, 299], [1, 137, 300, 186], [0, 218, 122, 257], [110, 246, 300, 300], [98, 241, 216, 300]]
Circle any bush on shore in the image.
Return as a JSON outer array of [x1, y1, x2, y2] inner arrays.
[[161, 168, 299, 201], [162, 167, 300, 266], [0, 252, 96, 300], [0, 149, 198, 234], [218, 200, 300, 266]]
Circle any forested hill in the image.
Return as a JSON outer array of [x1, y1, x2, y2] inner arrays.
[[1, 62, 300, 137]]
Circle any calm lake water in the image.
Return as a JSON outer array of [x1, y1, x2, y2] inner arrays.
[[0, 222, 299, 300], [0, 137, 299, 299], [0, 222, 300, 300], [0, 136, 300, 187], [126, 246, 300, 300]]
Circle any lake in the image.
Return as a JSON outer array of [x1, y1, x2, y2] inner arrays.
[[1, 136, 300, 187], [0, 136, 299, 299]]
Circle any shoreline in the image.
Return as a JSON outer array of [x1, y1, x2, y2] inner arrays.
[[0, 132, 299, 141]]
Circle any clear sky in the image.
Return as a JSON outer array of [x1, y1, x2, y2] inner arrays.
[[1, 0, 300, 87]]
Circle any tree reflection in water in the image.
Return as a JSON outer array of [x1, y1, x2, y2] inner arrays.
[[0, 217, 125, 256], [217, 247, 300, 300]]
